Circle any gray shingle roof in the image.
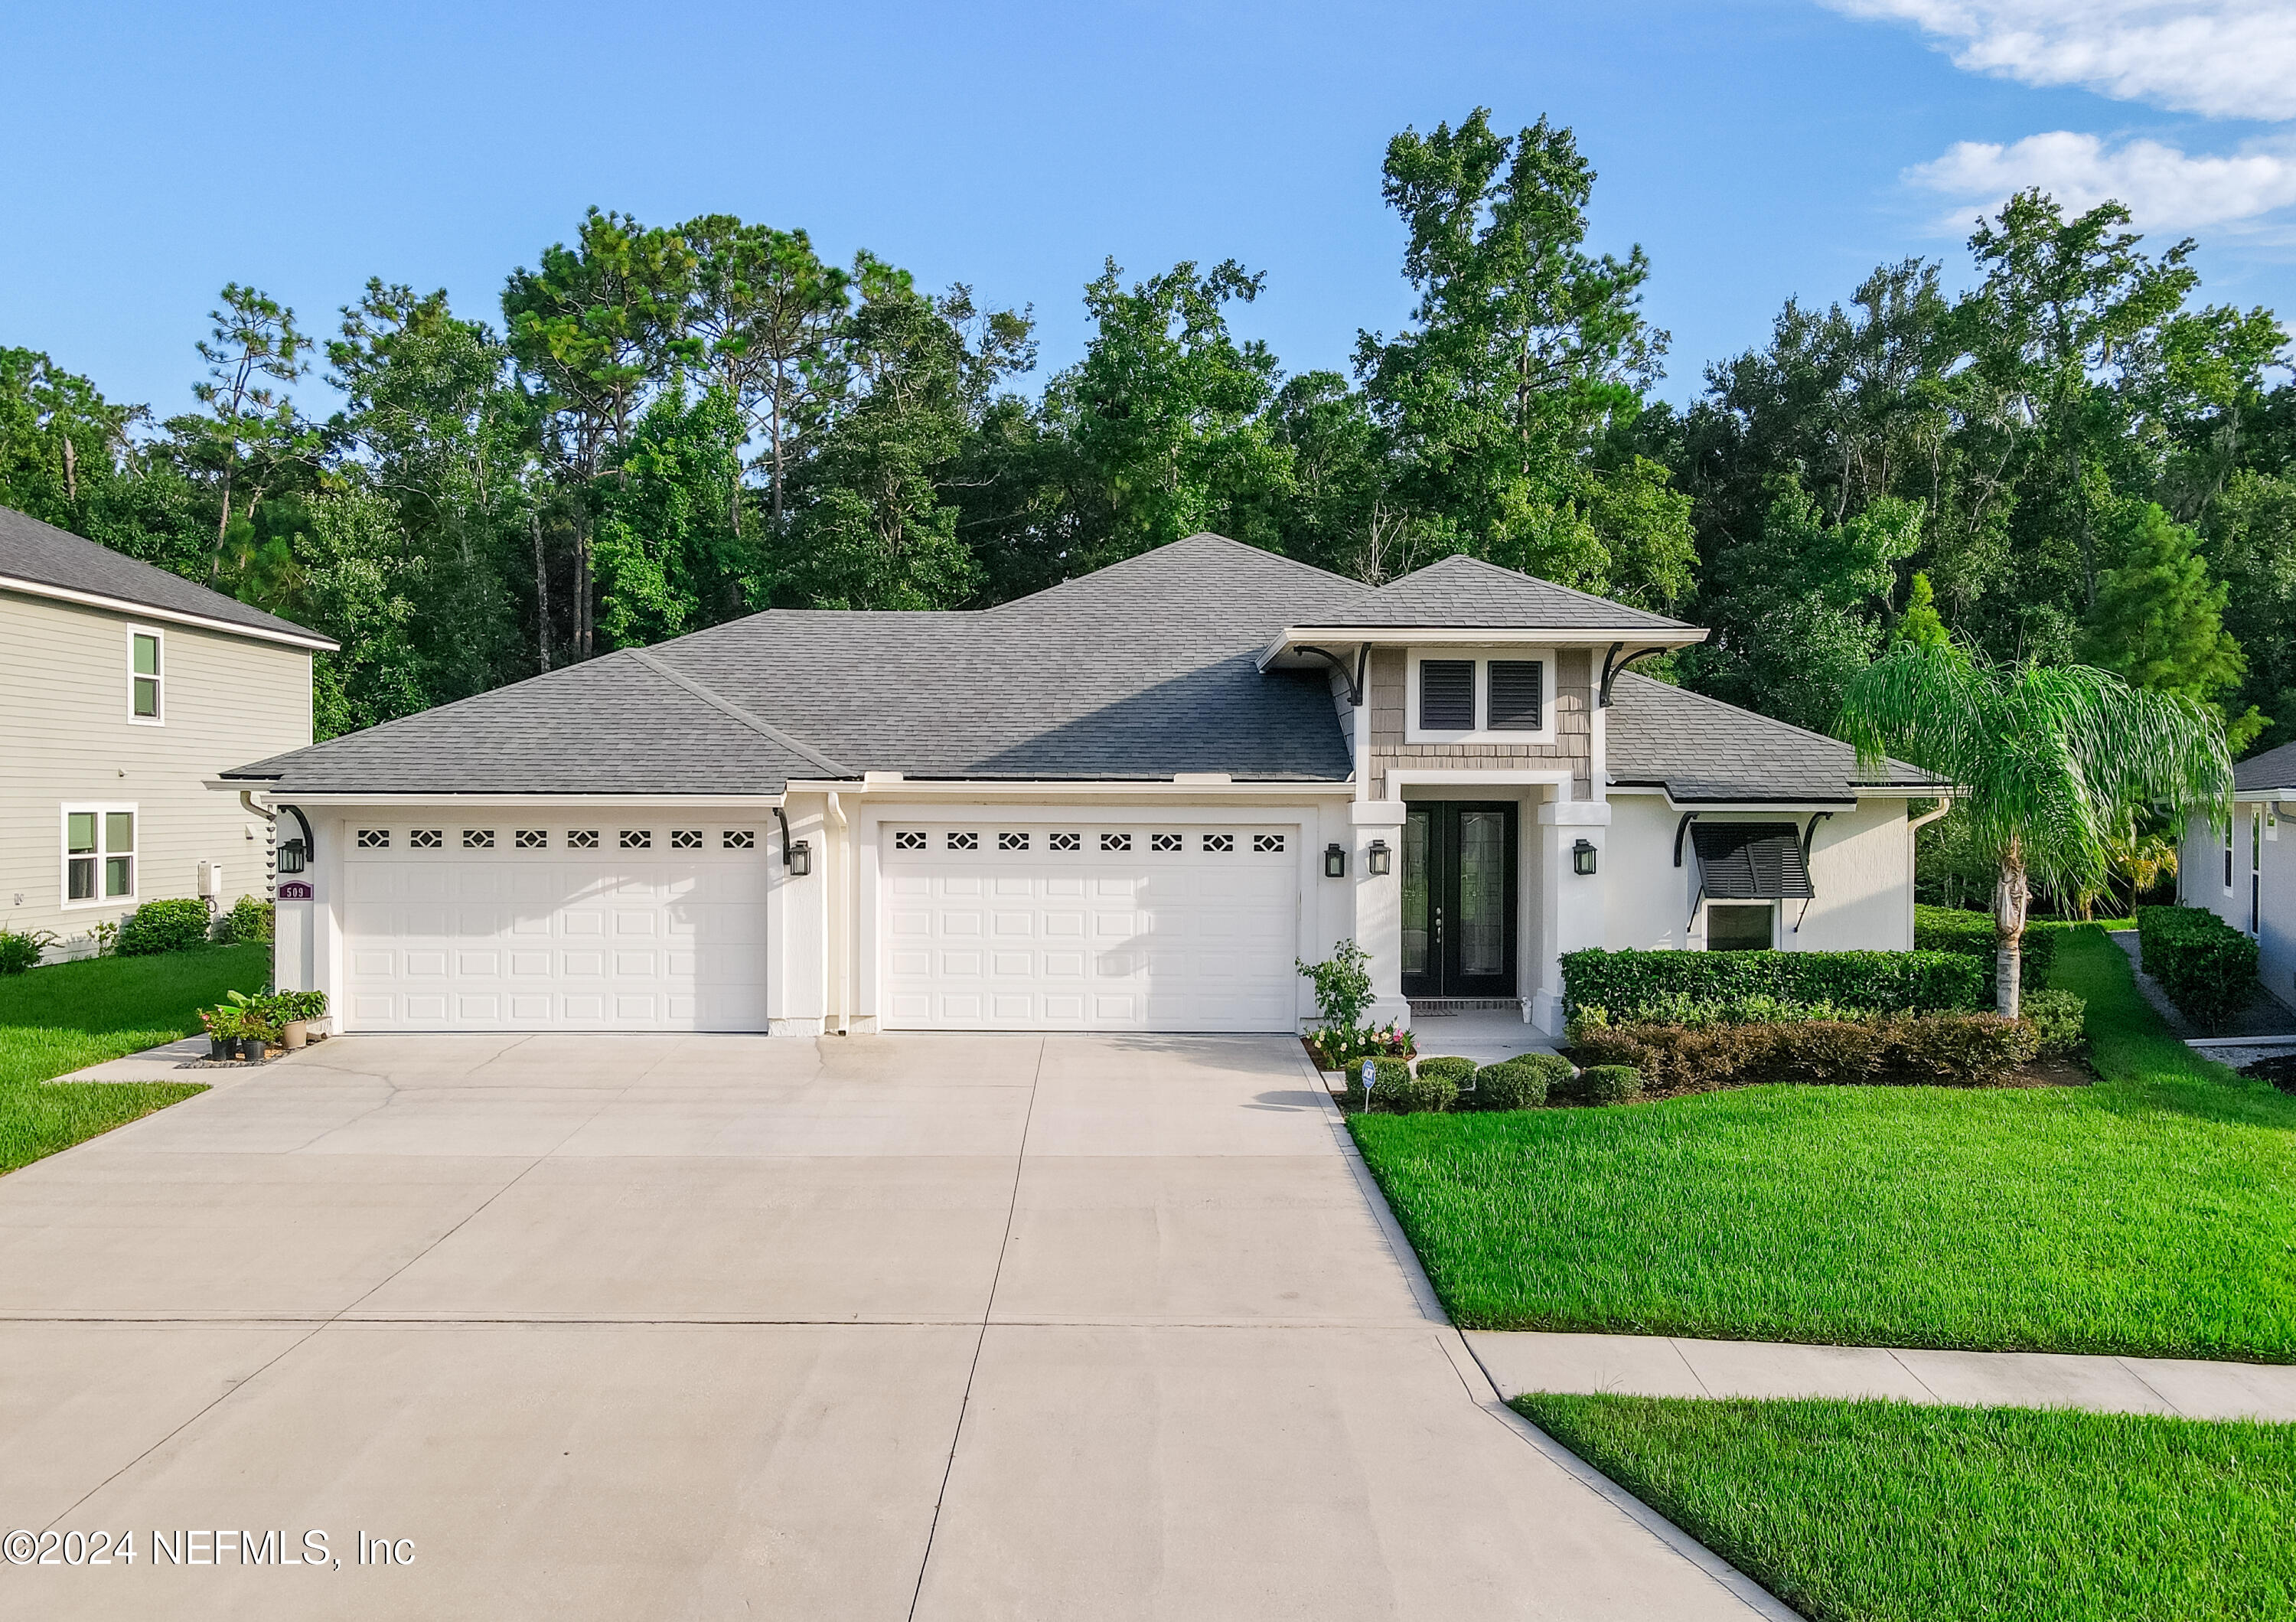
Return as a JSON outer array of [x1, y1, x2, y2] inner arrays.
[[2235, 739, 2296, 795], [1309, 553, 1696, 633], [1605, 672, 1940, 803], [0, 503, 333, 646], [226, 534, 1929, 802]]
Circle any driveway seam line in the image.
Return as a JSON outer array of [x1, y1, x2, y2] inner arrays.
[[905, 1033, 1046, 1621]]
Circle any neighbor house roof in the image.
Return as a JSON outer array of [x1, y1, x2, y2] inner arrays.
[[1605, 672, 1940, 804], [2235, 740, 2296, 795], [0, 504, 335, 649], [225, 533, 1928, 802]]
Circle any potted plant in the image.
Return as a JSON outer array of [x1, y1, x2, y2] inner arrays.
[[275, 989, 328, 1050], [199, 1004, 240, 1061], [223, 989, 279, 1061]]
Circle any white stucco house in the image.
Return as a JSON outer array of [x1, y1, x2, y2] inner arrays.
[[2180, 739, 2296, 1007], [220, 534, 1938, 1037], [2, 504, 334, 960]]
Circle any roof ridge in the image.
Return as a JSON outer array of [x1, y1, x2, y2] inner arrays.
[[625, 648, 856, 777], [986, 533, 1372, 615], [1369, 552, 1694, 628]]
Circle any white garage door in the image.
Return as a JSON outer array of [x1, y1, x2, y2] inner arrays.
[[880, 821, 1301, 1032], [341, 818, 768, 1031]]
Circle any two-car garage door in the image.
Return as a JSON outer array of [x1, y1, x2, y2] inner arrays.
[[879, 821, 1301, 1032], [341, 818, 768, 1031]]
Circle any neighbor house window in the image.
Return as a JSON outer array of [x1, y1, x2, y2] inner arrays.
[[1705, 902, 1774, 951], [129, 631, 162, 723], [63, 805, 135, 905]]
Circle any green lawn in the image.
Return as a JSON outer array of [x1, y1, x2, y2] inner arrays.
[[1353, 925, 2296, 1358], [1518, 1392, 2296, 1622], [0, 944, 266, 1173]]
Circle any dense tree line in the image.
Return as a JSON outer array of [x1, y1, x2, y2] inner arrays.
[[3, 108, 2290, 775]]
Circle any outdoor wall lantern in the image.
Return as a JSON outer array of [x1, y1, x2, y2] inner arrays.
[[275, 839, 307, 875], [1366, 839, 1391, 876], [1572, 838, 1599, 877], [788, 839, 813, 877], [1323, 842, 1347, 879]]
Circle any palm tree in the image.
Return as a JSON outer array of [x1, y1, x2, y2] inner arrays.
[[1838, 645, 2231, 1017]]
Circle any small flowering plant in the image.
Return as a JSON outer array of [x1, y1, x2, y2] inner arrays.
[[1359, 1022, 1417, 1060]]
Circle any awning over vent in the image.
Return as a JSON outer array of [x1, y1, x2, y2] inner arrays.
[[1691, 821, 1814, 900]]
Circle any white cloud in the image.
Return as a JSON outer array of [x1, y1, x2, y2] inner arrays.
[[1908, 130, 2296, 230], [1831, 0, 2296, 122]]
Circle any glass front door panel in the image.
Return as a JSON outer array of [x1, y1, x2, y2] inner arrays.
[[1401, 810, 1431, 977], [1456, 811, 1507, 977]]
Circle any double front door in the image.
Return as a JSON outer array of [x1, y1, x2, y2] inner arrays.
[[1400, 801, 1518, 1000]]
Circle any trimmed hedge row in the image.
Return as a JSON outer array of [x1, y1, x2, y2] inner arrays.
[[115, 898, 214, 956], [1560, 948, 1985, 1025], [1571, 1011, 2040, 1095], [2135, 904, 2259, 1026], [1913, 904, 2059, 992]]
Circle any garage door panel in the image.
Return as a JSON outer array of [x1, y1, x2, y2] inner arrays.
[[879, 828, 1300, 1032], [342, 827, 767, 1032]]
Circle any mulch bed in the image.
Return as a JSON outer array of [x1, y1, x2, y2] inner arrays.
[[2240, 1055, 2296, 1095]]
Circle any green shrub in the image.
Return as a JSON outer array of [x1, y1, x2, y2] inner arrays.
[[1296, 940, 1375, 1031], [1343, 1056, 1453, 1114], [1880, 1012, 2037, 1085], [114, 899, 213, 957], [223, 895, 273, 945], [1577, 1065, 1643, 1105], [2020, 989, 2088, 1058], [1474, 1054, 1570, 1110], [1415, 1056, 1478, 1085], [1560, 948, 1985, 1025], [1913, 904, 2059, 991], [2136, 905, 2260, 1026], [0, 928, 57, 974], [1570, 991, 1881, 1029], [1572, 1012, 2037, 1094]]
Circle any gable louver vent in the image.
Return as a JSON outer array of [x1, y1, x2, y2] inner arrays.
[[1690, 822, 1814, 900], [1419, 660, 1476, 729]]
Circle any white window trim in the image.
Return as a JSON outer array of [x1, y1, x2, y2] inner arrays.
[[1701, 899, 1779, 952], [1404, 646, 1556, 745], [126, 626, 164, 726], [2268, 804, 2280, 842], [60, 802, 138, 910], [2226, 824, 2238, 895]]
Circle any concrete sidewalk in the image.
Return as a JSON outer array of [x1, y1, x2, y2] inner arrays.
[[1469, 1330, 2296, 1421]]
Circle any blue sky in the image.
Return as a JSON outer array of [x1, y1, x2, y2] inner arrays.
[[5, 0, 2291, 419]]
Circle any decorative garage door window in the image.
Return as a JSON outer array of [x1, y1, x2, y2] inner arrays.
[[621, 830, 651, 850], [722, 830, 755, 850], [568, 830, 599, 850], [1101, 832, 1131, 852], [411, 829, 442, 849], [1000, 832, 1029, 851], [357, 829, 390, 849], [464, 829, 495, 849], [1150, 833, 1182, 852], [1253, 834, 1286, 853], [1203, 834, 1233, 852], [1050, 832, 1081, 851], [895, 831, 927, 851], [947, 831, 979, 850], [516, 829, 547, 849], [671, 830, 703, 850]]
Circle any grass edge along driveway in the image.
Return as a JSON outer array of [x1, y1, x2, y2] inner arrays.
[[0, 944, 266, 1173], [1352, 925, 2296, 1360], [1518, 1391, 2296, 1622]]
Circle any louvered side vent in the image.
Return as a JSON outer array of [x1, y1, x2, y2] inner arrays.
[[1488, 661, 1544, 730], [1418, 660, 1476, 729], [1690, 823, 1815, 900]]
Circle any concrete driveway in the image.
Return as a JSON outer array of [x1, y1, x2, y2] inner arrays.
[[0, 1033, 1781, 1620]]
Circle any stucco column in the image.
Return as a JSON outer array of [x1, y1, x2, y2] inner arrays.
[[1349, 799, 1411, 1029], [1532, 799, 1610, 1035]]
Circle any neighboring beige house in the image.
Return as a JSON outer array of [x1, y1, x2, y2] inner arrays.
[[1, 504, 335, 960]]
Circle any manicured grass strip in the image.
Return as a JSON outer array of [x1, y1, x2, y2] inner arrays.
[[1516, 1392, 2296, 1622], [1352, 926, 2296, 1357], [0, 945, 266, 1173], [0, 944, 268, 1087]]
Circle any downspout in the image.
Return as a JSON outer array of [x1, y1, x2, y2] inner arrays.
[[825, 791, 850, 1036], [1905, 797, 1953, 949], [1352, 654, 1371, 801]]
